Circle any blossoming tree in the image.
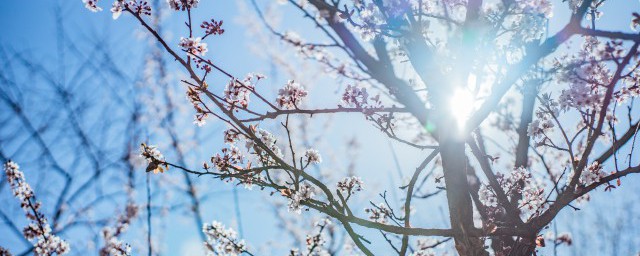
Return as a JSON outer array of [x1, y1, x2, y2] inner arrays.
[[6, 0, 639, 255]]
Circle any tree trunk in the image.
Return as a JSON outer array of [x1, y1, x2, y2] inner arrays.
[[440, 136, 488, 256]]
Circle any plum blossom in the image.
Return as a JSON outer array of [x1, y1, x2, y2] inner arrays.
[[527, 94, 558, 141], [558, 82, 602, 111], [286, 183, 316, 214], [365, 203, 392, 224], [223, 129, 241, 144], [304, 149, 322, 165], [479, 184, 498, 208], [202, 221, 248, 256], [224, 78, 254, 109], [211, 146, 244, 171], [337, 176, 364, 195], [478, 167, 546, 216], [167, 0, 199, 10], [517, 0, 553, 18], [179, 37, 208, 56], [4, 161, 71, 256], [111, 1, 124, 19], [579, 161, 605, 186], [100, 203, 138, 256], [139, 143, 168, 174], [84, 0, 103, 12], [276, 80, 308, 109], [342, 85, 369, 108], [201, 19, 225, 37]]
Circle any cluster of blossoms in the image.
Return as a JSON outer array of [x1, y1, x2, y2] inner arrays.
[[201, 19, 225, 37], [209, 128, 263, 189], [290, 219, 332, 256], [167, 0, 199, 11], [352, 3, 383, 41], [139, 143, 168, 174], [4, 161, 71, 256], [336, 176, 364, 196], [614, 79, 640, 104], [186, 85, 208, 126], [557, 81, 603, 112], [224, 74, 264, 109], [342, 85, 370, 108], [210, 146, 244, 172], [100, 203, 139, 256], [202, 221, 248, 256], [83, 0, 102, 12], [223, 128, 242, 144], [556, 36, 611, 112], [577, 161, 606, 186], [304, 149, 322, 165], [249, 128, 284, 163], [527, 94, 558, 142], [341, 85, 384, 115], [479, 167, 546, 217], [517, 0, 553, 18], [364, 203, 393, 224], [84, 0, 151, 19], [179, 37, 208, 57], [285, 183, 316, 214], [276, 80, 308, 109]]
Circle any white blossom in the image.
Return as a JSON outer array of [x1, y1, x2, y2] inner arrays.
[[304, 149, 322, 165], [84, 0, 103, 12], [276, 80, 307, 109], [202, 221, 248, 256], [179, 37, 208, 56]]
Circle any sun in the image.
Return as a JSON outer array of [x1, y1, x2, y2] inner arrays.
[[449, 75, 477, 131]]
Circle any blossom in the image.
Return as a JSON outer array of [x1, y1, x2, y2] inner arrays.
[[201, 19, 225, 37], [211, 146, 244, 171], [304, 149, 322, 165], [202, 221, 248, 256], [139, 143, 168, 174], [276, 80, 308, 109], [341, 85, 369, 108], [100, 203, 138, 256], [84, 0, 103, 12], [167, 0, 199, 10], [179, 37, 208, 56], [111, 1, 124, 19], [185, 86, 209, 126], [558, 82, 602, 111], [4, 161, 71, 255], [223, 129, 241, 144], [517, 0, 553, 18], [337, 176, 364, 195], [364, 203, 392, 224], [286, 183, 315, 214], [579, 162, 605, 186], [224, 79, 253, 109], [127, 0, 151, 16], [478, 184, 498, 208]]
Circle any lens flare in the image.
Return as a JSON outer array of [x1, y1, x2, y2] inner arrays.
[[450, 75, 477, 130]]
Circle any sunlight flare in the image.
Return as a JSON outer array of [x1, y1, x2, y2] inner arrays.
[[450, 75, 477, 130]]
